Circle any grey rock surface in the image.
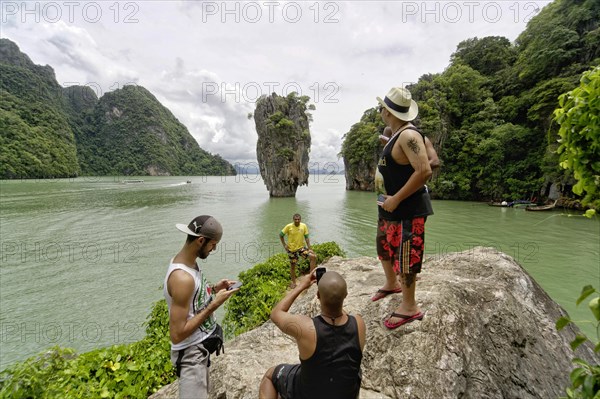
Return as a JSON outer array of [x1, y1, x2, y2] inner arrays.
[[150, 248, 598, 398]]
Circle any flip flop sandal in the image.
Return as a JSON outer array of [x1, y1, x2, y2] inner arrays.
[[370, 287, 402, 302], [384, 312, 424, 329]]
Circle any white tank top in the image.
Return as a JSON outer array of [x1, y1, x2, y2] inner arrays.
[[164, 261, 216, 351]]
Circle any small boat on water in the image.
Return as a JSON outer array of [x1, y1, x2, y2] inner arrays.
[[186, 180, 192, 184], [121, 179, 144, 184], [526, 200, 558, 212], [488, 200, 534, 208]]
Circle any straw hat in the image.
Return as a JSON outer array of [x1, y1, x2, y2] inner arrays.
[[376, 87, 418, 121]]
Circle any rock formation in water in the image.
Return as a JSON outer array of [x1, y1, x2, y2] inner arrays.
[[253, 93, 311, 197], [340, 107, 385, 191], [150, 247, 598, 399], [343, 154, 379, 191]]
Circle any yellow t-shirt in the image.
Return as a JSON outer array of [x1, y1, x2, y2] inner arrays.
[[281, 222, 309, 252]]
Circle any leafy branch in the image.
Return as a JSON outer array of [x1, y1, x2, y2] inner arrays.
[[556, 285, 600, 398]]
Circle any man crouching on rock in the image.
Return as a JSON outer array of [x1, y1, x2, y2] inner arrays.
[[259, 270, 366, 399], [164, 215, 239, 399]]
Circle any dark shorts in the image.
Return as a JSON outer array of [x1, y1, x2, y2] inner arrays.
[[376, 217, 426, 274], [272, 363, 301, 399], [287, 247, 310, 262]]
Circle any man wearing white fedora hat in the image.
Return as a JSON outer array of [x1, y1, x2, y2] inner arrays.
[[373, 87, 434, 329]]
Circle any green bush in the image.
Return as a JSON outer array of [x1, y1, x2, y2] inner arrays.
[[555, 66, 600, 211], [0, 300, 175, 399], [222, 242, 345, 337], [556, 285, 600, 399]]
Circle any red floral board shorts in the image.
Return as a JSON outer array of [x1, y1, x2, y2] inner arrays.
[[376, 217, 426, 274]]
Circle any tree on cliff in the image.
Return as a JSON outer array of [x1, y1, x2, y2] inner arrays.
[[339, 107, 384, 191], [253, 92, 312, 197], [554, 66, 600, 212]]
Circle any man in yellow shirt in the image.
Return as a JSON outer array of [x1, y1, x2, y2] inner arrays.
[[279, 214, 316, 288]]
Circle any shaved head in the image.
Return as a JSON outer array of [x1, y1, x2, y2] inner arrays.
[[317, 271, 347, 308]]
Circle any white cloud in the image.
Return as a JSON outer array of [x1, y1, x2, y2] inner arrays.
[[1, 0, 552, 168]]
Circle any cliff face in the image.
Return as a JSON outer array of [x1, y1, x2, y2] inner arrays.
[[0, 38, 235, 178], [343, 154, 378, 191], [340, 107, 385, 191], [0, 39, 80, 178], [150, 248, 598, 399], [254, 93, 310, 197], [87, 85, 236, 176]]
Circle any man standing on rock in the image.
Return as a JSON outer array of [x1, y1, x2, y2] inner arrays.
[[279, 213, 317, 288], [164, 215, 239, 398], [258, 270, 366, 399], [372, 87, 434, 329]]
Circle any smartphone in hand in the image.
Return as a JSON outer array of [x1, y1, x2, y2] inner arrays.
[[227, 281, 243, 291], [316, 267, 326, 284], [377, 194, 385, 206]]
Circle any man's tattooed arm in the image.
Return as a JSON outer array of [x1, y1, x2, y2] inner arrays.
[[407, 138, 420, 155]]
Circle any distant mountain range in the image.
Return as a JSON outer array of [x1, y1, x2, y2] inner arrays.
[[233, 164, 344, 175], [0, 39, 235, 178]]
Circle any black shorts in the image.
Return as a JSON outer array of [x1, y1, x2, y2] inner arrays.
[[272, 363, 301, 399]]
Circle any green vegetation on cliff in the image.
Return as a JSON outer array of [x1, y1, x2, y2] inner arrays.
[[341, 0, 599, 203], [555, 66, 600, 210], [0, 39, 235, 179], [254, 92, 312, 197], [339, 108, 384, 191], [0, 40, 80, 178], [79, 85, 236, 176]]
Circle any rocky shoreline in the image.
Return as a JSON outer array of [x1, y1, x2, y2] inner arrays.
[[151, 248, 598, 398]]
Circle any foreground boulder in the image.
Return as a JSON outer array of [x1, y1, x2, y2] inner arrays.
[[150, 248, 598, 398]]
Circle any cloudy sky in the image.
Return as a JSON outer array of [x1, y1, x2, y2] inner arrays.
[[2, 0, 551, 170]]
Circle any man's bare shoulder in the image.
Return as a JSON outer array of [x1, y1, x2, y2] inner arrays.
[[273, 312, 313, 337], [166, 269, 195, 298], [353, 314, 366, 328], [397, 127, 423, 142]]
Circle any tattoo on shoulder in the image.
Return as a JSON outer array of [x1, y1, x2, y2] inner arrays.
[[407, 138, 420, 155]]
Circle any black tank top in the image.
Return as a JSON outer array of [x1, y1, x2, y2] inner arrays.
[[377, 126, 434, 220], [298, 315, 363, 399]]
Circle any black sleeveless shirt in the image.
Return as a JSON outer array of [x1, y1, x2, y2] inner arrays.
[[377, 126, 434, 221], [297, 315, 363, 399]]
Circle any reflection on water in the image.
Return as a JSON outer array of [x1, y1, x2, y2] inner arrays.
[[0, 176, 598, 370]]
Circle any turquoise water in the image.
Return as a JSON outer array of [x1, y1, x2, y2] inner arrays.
[[0, 176, 598, 369]]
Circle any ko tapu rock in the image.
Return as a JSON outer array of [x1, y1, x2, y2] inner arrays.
[[150, 247, 598, 398], [253, 93, 311, 197]]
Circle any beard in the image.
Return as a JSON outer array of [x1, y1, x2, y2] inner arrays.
[[197, 240, 212, 259]]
